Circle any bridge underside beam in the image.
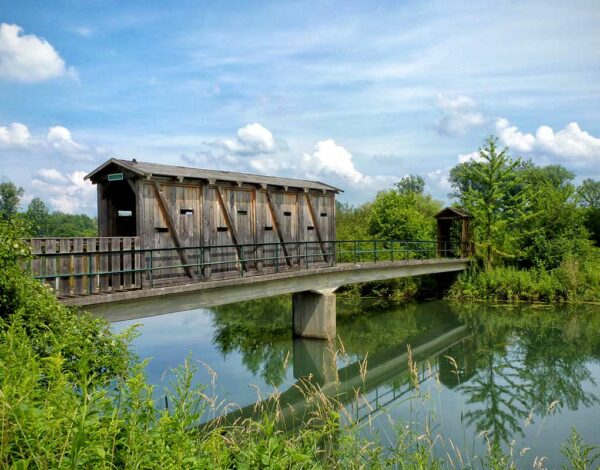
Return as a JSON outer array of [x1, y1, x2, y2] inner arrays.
[[293, 290, 336, 340], [76, 259, 469, 322]]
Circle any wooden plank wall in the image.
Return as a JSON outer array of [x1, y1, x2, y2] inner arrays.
[[29, 237, 141, 297], [135, 178, 337, 282]]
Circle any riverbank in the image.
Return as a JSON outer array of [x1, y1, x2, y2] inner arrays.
[[447, 256, 600, 303], [2, 221, 600, 468]]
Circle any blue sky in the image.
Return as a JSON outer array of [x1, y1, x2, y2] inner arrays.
[[1, 0, 599, 214]]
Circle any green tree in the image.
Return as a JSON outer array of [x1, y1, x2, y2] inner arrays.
[[579, 178, 600, 208], [517, 164, 589, 268], [0, 182, 24, 221], [578, 179, 600, 246], [367, 187, 441, 241], [25, 197, 50, 237], [449, 136, 522, 270], [335, 201, 372, 240], [395, 175, 425, 194]]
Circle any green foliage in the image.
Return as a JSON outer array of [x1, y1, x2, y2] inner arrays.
[[368, 188, 441, 241], [449, 136, 523, 269], [395, 174, 425, 195], [517, 164, 590, 269], [25, 197, 50, 237], [561, 427, 600, 470], [0, 181, 24, 221], [335, 200, 372, 240], [0, 218, 131, 380], [578, 178, 600, 209], [40, 211, 98, 237], [448, 252, 600, 302], [579, 179, 600, 246]]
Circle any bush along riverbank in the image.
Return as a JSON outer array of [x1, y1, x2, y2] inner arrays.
[[447, 255, 600, 303], [2, 224, 600, 467]]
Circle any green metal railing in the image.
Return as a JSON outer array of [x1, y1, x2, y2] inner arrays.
[[29, 239, 471, 295]]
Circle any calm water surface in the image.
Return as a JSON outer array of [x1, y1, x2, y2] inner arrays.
[[112, 298, 600, 468]]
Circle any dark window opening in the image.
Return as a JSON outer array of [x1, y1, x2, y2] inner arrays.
[[118, 210, 132, 217], [237, 209, 248, 215], [180, 209, 194, 215], [264, 226, 273, 231], [155, 227, 168, 233], [307, 226, 315, 231], [284, 211, 292, 216], [217, 226, 228, 232], [320, 212, 327, 217]]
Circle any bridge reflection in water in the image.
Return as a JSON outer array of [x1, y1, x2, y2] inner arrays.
[[196, 300, 474, 431], [113, 299, 600, 467]]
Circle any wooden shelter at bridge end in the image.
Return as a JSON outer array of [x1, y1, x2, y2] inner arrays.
[[435, 207, 473, 258]]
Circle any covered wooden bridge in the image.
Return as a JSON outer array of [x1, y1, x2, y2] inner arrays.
[[27, 158, 473, 339]]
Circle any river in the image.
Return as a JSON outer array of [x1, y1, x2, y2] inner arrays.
[[111, 297, 600, 468]]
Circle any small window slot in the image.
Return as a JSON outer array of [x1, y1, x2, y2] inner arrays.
[[155, 227, 168, 233], [307, 226, 315, 231], [118, 210, 132, 217], [320, 212, 327, 217], [237, 209, 248, 215], [217, 226, 228, 232], [180, 209, 194, 215], [264, 226, 273, 231], [284, 211, 292, 216]]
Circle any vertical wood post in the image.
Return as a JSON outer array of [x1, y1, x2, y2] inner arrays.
[[73, 238, 84, 295], [59, 239, 70, 296]]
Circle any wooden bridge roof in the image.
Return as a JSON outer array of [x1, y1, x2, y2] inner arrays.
[[85, 158, 342, 193], [435, 207, 472, 219]]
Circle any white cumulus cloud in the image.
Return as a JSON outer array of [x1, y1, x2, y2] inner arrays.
[[220, 122, 276, 155], [302, 139, 364, 184], [0, 122, 98, 161], [457, 150, 485, 164], [495, 117, 536, 153], [31, 169, 95, 214], [435, 94, 487, 136], [0, 23, 75, 82], [495, 118, 600, 166], [0, 122, 32, 146]]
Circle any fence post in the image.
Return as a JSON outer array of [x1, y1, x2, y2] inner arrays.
[[149, 251, 154, 288], [275, 243, 279, 273], [373, 240, 377, 263]]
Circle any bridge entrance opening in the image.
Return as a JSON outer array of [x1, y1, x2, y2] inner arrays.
[[435, 207, 472, 258], [100, 179, 137, 237]]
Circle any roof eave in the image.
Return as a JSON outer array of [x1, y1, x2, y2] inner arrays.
[[84, 158, 144, 182]]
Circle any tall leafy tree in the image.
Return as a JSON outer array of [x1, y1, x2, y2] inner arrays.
[[368, 186, 441, 241], [578, 178, 600, 208], [0, 182, 24, 221], [395, 175, 425, 195], [517, 164, 589, 268], [449, 136, 523, 270], [25, 197, 50, 237]]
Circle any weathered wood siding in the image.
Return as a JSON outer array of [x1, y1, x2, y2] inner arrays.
[[29, 237, 141, 296], [117, 176, 337, 282]]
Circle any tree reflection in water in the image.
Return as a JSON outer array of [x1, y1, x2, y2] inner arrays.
[[450, 303, 600, 448], [210, 297, 600, 448]]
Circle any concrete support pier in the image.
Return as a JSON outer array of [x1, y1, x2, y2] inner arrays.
[[292, 290, 336, 340]]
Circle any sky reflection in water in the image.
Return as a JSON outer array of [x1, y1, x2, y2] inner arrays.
[[112, 298, 600, 467]]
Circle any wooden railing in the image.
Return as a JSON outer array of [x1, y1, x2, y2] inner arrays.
[[27, 238, 471, 298], [28, 237, 142, 296]]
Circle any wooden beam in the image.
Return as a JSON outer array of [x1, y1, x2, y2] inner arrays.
[[151, 181, 196, 279], [265, 189, 292, 267], [214, 185, 247, 271], [304, 191, 327, 261]]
